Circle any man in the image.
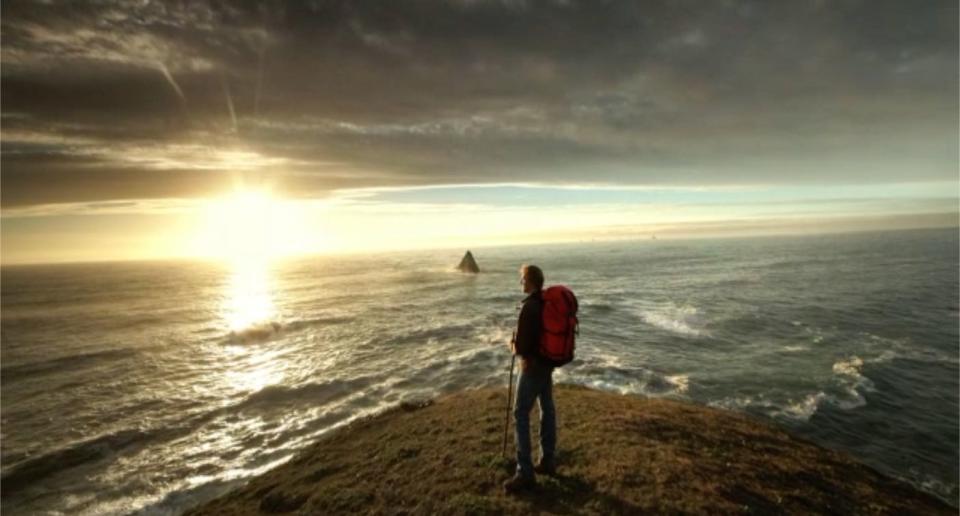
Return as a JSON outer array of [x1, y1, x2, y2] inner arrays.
[[503, 264, 557, 493]]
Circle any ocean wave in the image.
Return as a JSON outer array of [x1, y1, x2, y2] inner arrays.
[[638, 303, 709, 338], [474, 323, 514, 349], [0, 348, 137, 383], [714, 390, 852, 423], [111, 310, 193, 331], [709, 396, 773, 414], [386, 346, 503, 394], [711, 357, 877, 423], [282, 315, 357, 333], [380, 323, 477, 347], [665, 374, 690, 394], [445, 348, 494, 369], [152, 375, 380, 438], [912, 472, 960, 508], [225, 321, 283, 344], [132, 477, 236, 516], [781, 356, 876, 419], [711, 394, 828, 422], [580, 301, 616, 314], [861, 334, 958, 365], [867, 348, 959, 369], [233, 376, 377, 412], [833, 355, 865, 378], [830, 356, 876, 410], [0, 428, 159, 497], [559, 364, 690, 398], [776, 393, 827, 421], [588, 353, 627, 369]]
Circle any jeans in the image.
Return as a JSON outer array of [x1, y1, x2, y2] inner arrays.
[[513, 363, 556, 478]]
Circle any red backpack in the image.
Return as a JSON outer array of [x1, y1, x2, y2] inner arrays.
[[539, 286, 578, 367]]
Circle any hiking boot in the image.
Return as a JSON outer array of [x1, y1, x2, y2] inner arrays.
[[502, 473, 536, 494], [534, 459, 557, 476]]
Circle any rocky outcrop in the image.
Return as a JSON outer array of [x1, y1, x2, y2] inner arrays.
[[457, 250, 480, 273]]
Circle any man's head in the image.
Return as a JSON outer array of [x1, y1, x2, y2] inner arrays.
[[520, 264, 544, 294]]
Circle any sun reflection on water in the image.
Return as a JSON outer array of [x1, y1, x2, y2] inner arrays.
[[222, 344, 287, 392], [223, 260, 277, 333], [218, 258, 289, 394]]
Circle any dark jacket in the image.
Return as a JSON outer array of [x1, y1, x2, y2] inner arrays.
[[514, 290, 548, 370]]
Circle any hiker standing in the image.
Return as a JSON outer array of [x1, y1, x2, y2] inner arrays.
[[504, 264, 557, 493]]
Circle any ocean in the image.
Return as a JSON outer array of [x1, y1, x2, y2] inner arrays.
[[1, 227, 957, 514]]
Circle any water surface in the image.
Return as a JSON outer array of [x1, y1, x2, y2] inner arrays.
[[2, 228, 957, 513]]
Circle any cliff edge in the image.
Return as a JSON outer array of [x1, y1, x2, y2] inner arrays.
[[188, 385, 952, 515]]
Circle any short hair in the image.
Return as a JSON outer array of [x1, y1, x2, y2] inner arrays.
[[521, 264, 545, 290]]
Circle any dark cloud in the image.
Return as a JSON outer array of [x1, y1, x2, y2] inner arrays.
[[2, 0, 957, 207], [1, 158, 230, 207]]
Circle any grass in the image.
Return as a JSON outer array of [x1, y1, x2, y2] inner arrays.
[[188, 385, 954, 515]]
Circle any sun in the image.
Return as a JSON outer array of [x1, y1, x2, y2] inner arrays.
[[191, 188, 318, 263]]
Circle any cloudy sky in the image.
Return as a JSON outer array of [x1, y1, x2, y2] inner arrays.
[[2, 0, 957, 264]]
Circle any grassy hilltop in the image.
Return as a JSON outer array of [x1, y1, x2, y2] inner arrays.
[[188, 385, 953, 515]]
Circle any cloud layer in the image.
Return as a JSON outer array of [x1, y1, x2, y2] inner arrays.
[[2, 0, 957, 207]]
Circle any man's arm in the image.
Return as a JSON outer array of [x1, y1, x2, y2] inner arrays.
[[514, 301, 540, 357]]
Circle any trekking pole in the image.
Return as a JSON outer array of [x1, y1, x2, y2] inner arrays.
[[502, 352, 516, 458]]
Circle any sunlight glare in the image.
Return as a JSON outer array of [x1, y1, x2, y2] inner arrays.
[[192, 188, 322, 262], [222, 345, 286, 393], [223, 260, 277, 333]]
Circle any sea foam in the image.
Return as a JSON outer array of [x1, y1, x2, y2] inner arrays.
[[638, 303, 709, 338]]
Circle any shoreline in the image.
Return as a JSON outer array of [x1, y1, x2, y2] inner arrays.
[[186, 384, 954, 514]]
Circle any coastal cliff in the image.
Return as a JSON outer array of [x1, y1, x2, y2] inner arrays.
[[188, 385, 953, 515]]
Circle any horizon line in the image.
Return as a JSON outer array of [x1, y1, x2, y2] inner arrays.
[[2, 214, 956, 268]]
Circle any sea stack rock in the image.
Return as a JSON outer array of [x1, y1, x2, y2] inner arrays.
[[457, 250, 480, 273]]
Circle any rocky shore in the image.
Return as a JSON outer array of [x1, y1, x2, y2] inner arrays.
[[187, 385, 953, 515]]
